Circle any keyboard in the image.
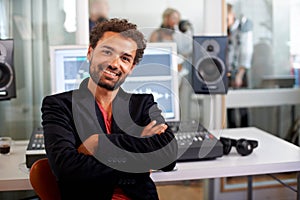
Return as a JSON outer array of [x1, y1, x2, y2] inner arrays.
[[25, 127, 46, 168], [168, 121, 223, 162]]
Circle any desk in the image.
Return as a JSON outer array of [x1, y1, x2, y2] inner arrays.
[[0, 140, 31, 191], [151, 127, 300, 199], [225, 88, 300, 145], [225, 88, 300, 109], [261, 75, 295, 89], [192, 88, 300, 132], [1, 128, 300, 199]]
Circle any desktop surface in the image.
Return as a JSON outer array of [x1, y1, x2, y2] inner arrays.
[[1, 127, 300, 192], [0, 140, 31, 191], [151, 127, 300, 182], [261, 75, 295, 88]]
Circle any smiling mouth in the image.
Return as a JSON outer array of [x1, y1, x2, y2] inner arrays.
[[103, 69, 120, 77]]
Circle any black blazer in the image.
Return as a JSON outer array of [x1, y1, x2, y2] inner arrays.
[[41, 78, 177, 200]]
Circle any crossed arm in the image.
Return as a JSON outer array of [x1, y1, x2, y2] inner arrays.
[[78, 120, 168, 155]]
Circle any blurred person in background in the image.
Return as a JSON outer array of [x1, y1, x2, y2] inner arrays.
[[150, 7, 194, 121], [227, 3, 253, 128], [89, 0, 109, 32]]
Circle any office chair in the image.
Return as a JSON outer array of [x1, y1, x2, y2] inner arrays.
[[29, 158, 61, 200]]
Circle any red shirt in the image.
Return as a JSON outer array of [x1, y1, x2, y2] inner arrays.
[[97, 101, 131, 200]]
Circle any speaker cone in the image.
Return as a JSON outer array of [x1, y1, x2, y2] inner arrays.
[[0, 62, 13, 90], [196, 56, 225, 84]]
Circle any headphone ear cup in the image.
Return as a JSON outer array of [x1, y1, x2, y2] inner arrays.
[[220, 137, 232, 155], [249, 140, 258, 149], [236, 139, 253, 156]]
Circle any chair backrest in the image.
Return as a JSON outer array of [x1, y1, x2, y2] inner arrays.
[[29, 158, 61, 200]]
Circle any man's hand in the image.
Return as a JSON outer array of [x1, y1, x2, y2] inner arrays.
[[141, 120, 168, 137], [234, 67, 246, 88], [77, 134, 99, 155]]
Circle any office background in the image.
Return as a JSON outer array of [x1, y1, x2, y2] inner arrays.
[[0, 0, 299, 199], [0, 0, 299, 139]]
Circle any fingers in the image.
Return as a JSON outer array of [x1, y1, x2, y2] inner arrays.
[[78, 143, 92, 155], [141, 120, 168, 137], [77, 134, 99, 155], [148, 120, 158, 129], [152, 123, 167, 134]]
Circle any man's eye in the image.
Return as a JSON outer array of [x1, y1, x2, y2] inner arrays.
[[102, 50, 112, 55], [122, 56, 131, 63]]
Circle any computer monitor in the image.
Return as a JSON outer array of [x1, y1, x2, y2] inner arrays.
[[49, 43, 180, 122], [49, 45, 89, 94], [122, 42, 180, 122]]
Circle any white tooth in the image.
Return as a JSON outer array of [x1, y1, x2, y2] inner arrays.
[[104, 70, 116, 76]]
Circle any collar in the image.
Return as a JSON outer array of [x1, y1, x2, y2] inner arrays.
[[77, 77, 130, 103]]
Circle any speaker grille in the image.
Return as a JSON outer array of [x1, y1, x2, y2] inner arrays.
[[0, 39, 16, 100], [192, 36, 228, 94], [0, 63, 13, 89], [196, 56, 225, 84]]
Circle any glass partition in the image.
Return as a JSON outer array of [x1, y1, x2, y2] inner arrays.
[[0, 0, 75, 140], [227, 0, 299, 89], [226, 0, 300, 141]]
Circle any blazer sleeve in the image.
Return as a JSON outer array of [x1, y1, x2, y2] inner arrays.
[[41, 95, 121, 184]]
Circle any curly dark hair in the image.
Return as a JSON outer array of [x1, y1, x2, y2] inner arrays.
[[89, 18, 147, 65]]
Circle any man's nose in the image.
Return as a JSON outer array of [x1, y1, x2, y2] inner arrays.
[[109, 55, 121, 67]]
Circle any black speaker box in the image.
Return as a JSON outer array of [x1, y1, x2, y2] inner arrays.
[[0, 39, 16, 100], [192, 36, 228, 94]]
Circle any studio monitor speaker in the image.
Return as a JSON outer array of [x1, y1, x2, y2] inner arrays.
[[192, 36, 228, 94], [0, 39, 16, 100]]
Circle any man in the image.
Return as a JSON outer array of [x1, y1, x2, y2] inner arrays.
[[227, 3, 253, 128], [41, 18, 177, 199]]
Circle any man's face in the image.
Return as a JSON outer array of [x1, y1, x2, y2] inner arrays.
[[87, 31, 137, 90]]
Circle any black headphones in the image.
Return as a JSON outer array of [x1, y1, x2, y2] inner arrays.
[[178, 20, 192, 33], [220, 137, 258, 156]]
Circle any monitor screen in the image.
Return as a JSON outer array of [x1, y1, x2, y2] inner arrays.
[[49, 43, 180, 122], [49, 45, 89, 94], [122, 42, 180, 122]]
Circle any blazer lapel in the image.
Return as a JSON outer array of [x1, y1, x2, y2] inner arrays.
[[112, 89, 143, 136], [72, 78, 107, 140]]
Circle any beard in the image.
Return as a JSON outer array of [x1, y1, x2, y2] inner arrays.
[[89, 63, 127, 91]]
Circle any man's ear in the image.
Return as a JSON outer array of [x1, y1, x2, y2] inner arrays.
[[87, 46, 93, 62]]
